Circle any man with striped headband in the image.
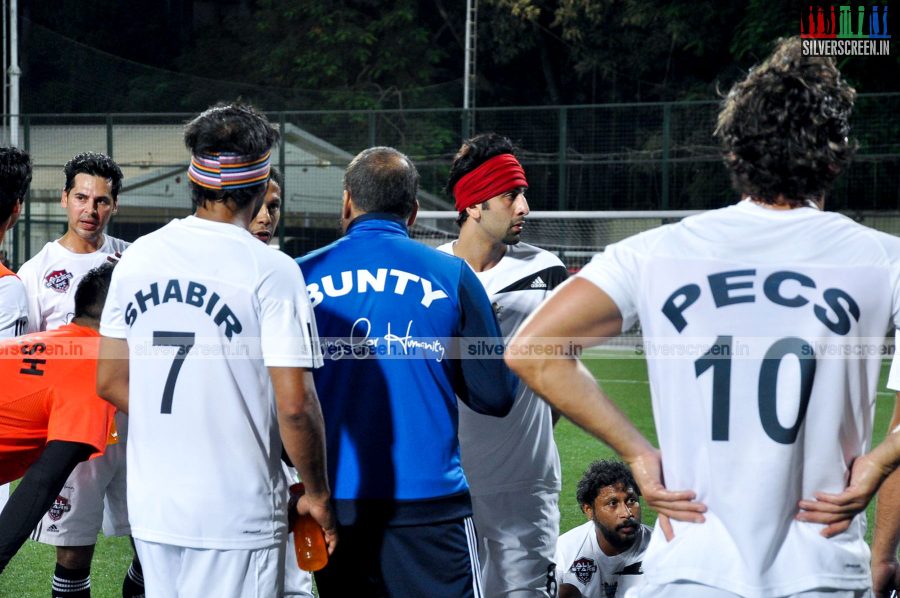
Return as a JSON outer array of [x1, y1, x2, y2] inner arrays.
[[96, 103, 335, 596], [439, 133, 568, 597]]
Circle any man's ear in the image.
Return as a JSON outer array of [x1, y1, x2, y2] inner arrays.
[[60, 189, 68, 209], [406, 199, 419, 228], [112, 198, 119, 215], [581, 503, 593, 520], [341, 190, 352, 221], [1, 198, 22, 231]]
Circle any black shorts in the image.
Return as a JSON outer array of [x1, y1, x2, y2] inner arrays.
[[315, 515, 483, 597]]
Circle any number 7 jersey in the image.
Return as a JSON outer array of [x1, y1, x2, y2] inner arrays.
[[99, 215, 323, 550], [577, 199, 900, 597]]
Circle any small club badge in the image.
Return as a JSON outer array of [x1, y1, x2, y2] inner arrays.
[[44, 269, 74, 293], [570, 557, 598, 584], [47, 495, 72, 521]]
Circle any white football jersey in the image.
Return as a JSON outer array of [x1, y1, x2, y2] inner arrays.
[[555, 521, 651, 598], [438, 241, 566, 494], [886, 331, 900, 391], [100, 215, 323, 550], [18, 235, 129, 333], [0, 271, 27, 338], [18, 235, 130, 442], [577, 199, 900, 596]]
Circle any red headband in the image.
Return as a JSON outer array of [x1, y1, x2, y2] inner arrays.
[[453, 153, 528, 212]]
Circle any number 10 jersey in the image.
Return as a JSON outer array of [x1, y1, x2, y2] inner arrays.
[[577, 199, 900, 597]]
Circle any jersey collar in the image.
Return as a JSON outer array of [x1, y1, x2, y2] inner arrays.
[[346, 213, 409, 236]]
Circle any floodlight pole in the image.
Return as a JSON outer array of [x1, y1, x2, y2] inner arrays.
[[3, 0, 7, 145], [8, 0, 18, 147], [462, 0, 477, 139]]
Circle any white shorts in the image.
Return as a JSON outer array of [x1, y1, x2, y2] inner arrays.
[[283, 528, 314, 597], [135, 539, 284, 598], [471, 488, 560, 597], [281, 463, 314, 598], [32, 441, 130, 546], [0, 483, 8, 512], [626, 582, 874, 598]]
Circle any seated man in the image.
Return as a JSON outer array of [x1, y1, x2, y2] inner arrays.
[[555, 460, 651, 598], [0, 263, 117, 573]]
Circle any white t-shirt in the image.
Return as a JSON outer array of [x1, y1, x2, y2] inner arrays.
[[0, 265, 26, 507], [17, 235, 130, 441], [555, 521, 651, 597], [0, 268, 27, 338], [886, 331, 900, 391], [438, 241, 566, 494], [577, 200, 900, 597], [100, 215, 323, 550], [18, 235, 129, 333]]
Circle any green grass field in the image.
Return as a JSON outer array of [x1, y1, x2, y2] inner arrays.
[[1, 354, 895, 597]]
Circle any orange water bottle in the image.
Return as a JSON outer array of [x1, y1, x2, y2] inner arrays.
[[289, 483, 329, 571]]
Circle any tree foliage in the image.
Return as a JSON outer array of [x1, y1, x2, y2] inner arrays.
[[18, 0, 897, 114]]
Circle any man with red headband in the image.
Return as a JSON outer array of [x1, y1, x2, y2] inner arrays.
[[439, 133, 568, 597]]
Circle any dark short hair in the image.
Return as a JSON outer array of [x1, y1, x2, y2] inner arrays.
[[74, 262, 116, 320], [576, 460, 641, 507], [269, 165, 284, 190], [715, 36, 856, 206], [184, 103, 280, 210], [64, 152, 124, 200], [446, 133, 519, 225], [344, 147, 418, 218], [0, 147, 32, 224]]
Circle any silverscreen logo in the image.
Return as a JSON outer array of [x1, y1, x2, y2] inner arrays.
[[801, 3, 891, 56]]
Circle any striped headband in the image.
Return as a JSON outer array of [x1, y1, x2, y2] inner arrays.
[[188, 149, 272, 190]]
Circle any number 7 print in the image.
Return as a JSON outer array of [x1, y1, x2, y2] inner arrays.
[[153, 330, 196, 414]]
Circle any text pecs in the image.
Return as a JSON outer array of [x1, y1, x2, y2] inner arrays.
[[662, 269, 860, 335]]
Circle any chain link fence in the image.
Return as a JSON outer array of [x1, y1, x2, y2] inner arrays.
[[3, 93, 899, 266]]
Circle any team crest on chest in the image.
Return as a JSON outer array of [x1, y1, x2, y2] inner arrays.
[[570, 557, 598, 584], [44, 269, 74, 293], [47, 495, 72, 521]]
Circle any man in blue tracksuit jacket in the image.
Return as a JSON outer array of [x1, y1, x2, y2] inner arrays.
[[297, 146, 516, 597]]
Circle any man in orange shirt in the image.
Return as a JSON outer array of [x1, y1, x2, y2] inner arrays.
[[0, 263, 116, 573]]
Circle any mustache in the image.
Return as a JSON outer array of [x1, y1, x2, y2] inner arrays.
[[616, 518, 640, 531]]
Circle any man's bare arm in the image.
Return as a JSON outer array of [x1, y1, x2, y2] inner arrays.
[[798, 393, 900, 543], [505, 277, 706, 525], [97, 336, 130, 414], [269, 367, 336, 553], [872, 395, 900, 596]]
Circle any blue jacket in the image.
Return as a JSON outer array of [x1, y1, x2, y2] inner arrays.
[[297, 215, 515, 519]]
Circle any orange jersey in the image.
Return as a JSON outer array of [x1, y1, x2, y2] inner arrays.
[[0, 323, 115, 484], [0, 263, 16, 279]]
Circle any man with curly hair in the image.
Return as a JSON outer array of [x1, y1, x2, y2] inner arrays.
[[507, 36, 900, 596], [555, 460, 650, 598]]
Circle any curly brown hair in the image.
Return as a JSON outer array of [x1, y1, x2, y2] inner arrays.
[[714, 37, 857, 207]]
